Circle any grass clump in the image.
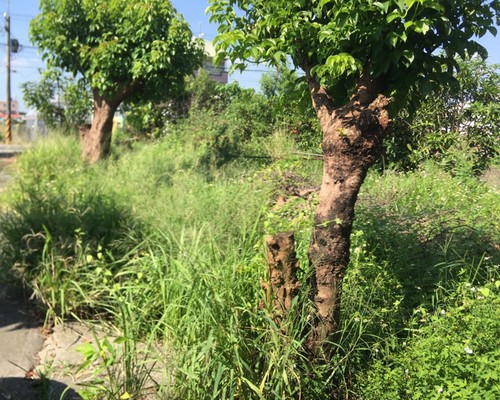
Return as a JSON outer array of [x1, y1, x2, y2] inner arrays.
[[0, 136, 141, 320]]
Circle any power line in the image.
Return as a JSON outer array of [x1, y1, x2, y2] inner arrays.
[[10, 13, 36, 20]]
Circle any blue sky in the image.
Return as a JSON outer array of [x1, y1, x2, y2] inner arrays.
[[1, 0, 498, 111]]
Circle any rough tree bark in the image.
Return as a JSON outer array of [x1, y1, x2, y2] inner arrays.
[[263, 232, 301, 320], [80, 83, 141, 163], [80, 91, 119, 163], [304, 70, 390, 353]]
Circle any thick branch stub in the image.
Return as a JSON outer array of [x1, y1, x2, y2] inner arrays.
[[263, 232, 301, 319]]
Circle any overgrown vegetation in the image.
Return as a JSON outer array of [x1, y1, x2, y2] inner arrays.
[[1, 36, 499, 398], [383, 57, 500, 177], [1, 94, 498, 398], [208, 0, 499, 353]]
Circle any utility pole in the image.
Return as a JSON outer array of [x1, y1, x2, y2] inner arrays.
[[5, 12, 11, 144]]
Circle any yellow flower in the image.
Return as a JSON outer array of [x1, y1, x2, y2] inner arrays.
[[120, 392, 131, 399]]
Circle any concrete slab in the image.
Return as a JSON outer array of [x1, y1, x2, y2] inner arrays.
[[35, 322, 107, 388], [35, 322, 173, 398], [0, 290, 82, 399], [0, 296, 44, 378], [0, 145, 26, 158], [0, 291, 174, 399]]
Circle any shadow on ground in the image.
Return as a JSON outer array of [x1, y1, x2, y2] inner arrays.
[[0, 377, 82, 400]]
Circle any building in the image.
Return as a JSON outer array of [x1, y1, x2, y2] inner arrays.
[[0, 99, 22, 119], [201, 39, 229, 84]]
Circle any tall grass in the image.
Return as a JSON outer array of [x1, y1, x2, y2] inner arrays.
[[0, 129, 498, 399]]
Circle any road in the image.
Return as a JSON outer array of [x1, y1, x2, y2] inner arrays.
[[0, 144, 26, 158]]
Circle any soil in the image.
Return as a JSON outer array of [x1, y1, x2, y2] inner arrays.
[[481, 165, 500, 188]]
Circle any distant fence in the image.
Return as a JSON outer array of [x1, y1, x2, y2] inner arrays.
[[0, 120, 47, 143]]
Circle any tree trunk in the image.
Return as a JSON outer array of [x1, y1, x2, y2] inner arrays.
[[80, 92, 119, 163], [305, 71, 390, 353]]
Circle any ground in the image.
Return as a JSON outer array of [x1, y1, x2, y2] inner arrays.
[[481, 165, 500, 188]]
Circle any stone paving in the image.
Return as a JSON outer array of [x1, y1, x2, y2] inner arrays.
[[0, 288, 83, 399]]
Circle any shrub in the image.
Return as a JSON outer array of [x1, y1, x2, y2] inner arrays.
[[260, 64, 322, 152], [382, 57, 500, 176]]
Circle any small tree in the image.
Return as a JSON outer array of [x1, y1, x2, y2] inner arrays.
[[21, 67, 92, 130], [208, 0, 499, 353], [31, 0, 204, 162]]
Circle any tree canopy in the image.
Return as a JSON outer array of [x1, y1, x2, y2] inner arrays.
[[32, 0, 204, 104], [209, 0, 499, 108]]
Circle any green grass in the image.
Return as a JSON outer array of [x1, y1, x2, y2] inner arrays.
[[0, 128, 498, 399], [349, 164, 500, 398]]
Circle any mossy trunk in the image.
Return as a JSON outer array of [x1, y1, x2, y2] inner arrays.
[[305, 72, 390, 353]]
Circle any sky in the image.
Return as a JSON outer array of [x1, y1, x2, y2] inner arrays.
[[0, 0, 498, 112]]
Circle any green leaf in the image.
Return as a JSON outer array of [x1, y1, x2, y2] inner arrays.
[[319, 29, 334, 43], [387, 11, 402, 23], [395, 0, 406, 13], [414, 20, 431, 34], [76, 342, 96, 359], [478, 287, 491, 297], [373, 1, 391, 13], [405, 0, 417, 8], [387, 32, 399, 47], [273, 51, 286, 63], [402, 49, 415, 64], [241, 377, 263, 396]]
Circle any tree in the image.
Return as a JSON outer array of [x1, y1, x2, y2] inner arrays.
[[21, 67, 92, 130], [31, 0, 204, 162], [208, 0, 499, 353]]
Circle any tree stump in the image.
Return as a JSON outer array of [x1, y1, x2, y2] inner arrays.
[[263, 232, 301, 319]]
